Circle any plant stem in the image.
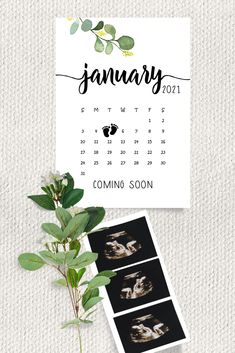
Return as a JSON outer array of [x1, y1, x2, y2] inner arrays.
[[61, 269, 83, 353], [65, 275, 77, 317], [77, 326, 83, 353], [71, 287, 77, 313], [55, 266, 77, 316]]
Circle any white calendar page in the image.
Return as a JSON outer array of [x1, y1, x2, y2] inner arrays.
[[56, 18, 190, 208]]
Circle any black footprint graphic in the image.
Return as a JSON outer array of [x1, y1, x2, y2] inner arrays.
[[110, 123, 118, 135], [102, 126, 110, 138]]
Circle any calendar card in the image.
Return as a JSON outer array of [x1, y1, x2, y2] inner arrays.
[[84, 211, 189, 353], [56, 18, 190, 208]]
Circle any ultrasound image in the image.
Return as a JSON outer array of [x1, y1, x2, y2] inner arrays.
[[104, 231, 142, 260], [120, 271, 153, 300], [130, 314, 169, 343]]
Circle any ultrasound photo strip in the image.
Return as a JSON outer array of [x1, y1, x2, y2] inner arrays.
[[84, 211, 189, 353]]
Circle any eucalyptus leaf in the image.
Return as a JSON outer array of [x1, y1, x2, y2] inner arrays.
[[53, 278, 67, 287], [67, 268, 78, 288], [53, 252, 66, 264], [41, 223, 64, 242], [39, 250, 58, 265], [77, 268, 86, 283], [28, 195, 55, 210], [63, 212, 89, 240], [62, 188, 84, 208], [70, 21, 79, 35], [117, 35, 134, 50], [85, 309, 97, 318], [83, 296, 103, 312], [62, 318, 81, 329], [69, 239, 81, 257], [80, 319, 93, 324], [84, 207, 105, 232], [105, 42, 113, 55], [94, 38, 104, 53], [69, 251, 98, 269], [104, 24, 116, 39], [88, 227, 108, 234], [65, 250, 77, 264], [82, 288, 99, 306], [81, 19, 92, 32], [88, 276, 110, 290], [96, 270, 117, 279], [18, 253, 45, 271], [92, 21, 104, 31], [55, 207, 72, 230], [39, 251, 67, 265]]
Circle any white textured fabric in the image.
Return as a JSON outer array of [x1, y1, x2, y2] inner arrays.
[[0, 1, 234, 353]]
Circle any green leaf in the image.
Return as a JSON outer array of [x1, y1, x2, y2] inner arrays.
[[41, 186, 53, 198], [62, 318, 81, 329], [65, 250, 77, 264], [41, 186, 48, 194], [117, 36, 134, 50], [80, 319, 93, 324], [28, 195, 55, 210], [81, 19, 93, 32], [94, 38, 104, 53], [92, 21, 104, 31], [85, 309, 96, 318], [104, 24, 116, 39], [18, 253, 45, 271], [82, 288, 99, 306], [69, 240, 81, 257], [63, 173, 74, 193], [77, 268, 86, 283], [70, 21, 79, 35], [40, 251, 66, 265], [41, 223, 64, 242], [88, 227, 108, 234], [63, 212, 89, 240], [53, 252, 66, 264], [39, 250, 58, 265], [39, 250, 68, 266], [69, 251, 98, 269], [105, 42, 113, 55], [83, 296, 103, 312], [84, 207, 105, 232], [88, 276, 110, 290], [96, 270, 117, 279], [62, 188, 84, 208], [53, 278, 67, 287], [55, 207, 72, 230], [67, 268, 78, 288]]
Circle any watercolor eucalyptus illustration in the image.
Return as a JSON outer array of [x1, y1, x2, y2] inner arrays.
[[68, 17, 135, 56], [18, 172, 116, 353]]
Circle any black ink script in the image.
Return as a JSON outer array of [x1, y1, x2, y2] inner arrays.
[[56, 63, 190, 94]]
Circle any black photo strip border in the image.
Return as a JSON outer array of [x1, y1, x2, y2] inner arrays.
[[84, 211, 189, 353]]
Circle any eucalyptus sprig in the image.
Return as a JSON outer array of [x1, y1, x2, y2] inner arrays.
[[18, 172, 116, 353], [69, 17, 135, 56]]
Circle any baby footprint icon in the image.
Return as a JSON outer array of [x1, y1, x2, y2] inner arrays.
[[110, 123, 118, 135], [102, 126, 110, 138]]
